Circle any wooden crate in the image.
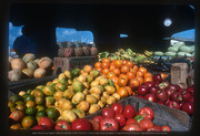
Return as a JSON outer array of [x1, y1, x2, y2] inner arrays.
[[84, 96, 191, 132], [53, 56, 97, 75]]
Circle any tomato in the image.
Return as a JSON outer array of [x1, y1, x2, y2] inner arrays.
[[93, 116, 103, 123], [147, 125, 161, 132], [121, 65, 130, 74], [138, 107, 154, 120], [126, 61, 134, 68], [123, 104, 136, 118], [94, 67, 102, 73], [134, 115, 144, 123], [71, 118, 91, 130], [107, 72, 116, 79], [115, 114, 126, 127], [94, 62, 102, 68], [133, 65, 139, 72], [135, 76, 144, 85], [111, 103, 123, 114], [119, 78, 128, 87], [117, 87, 129, 98], [102, 58, 111, 63], [38, 117, 54, 129], [122, 60, 128, 65], [126, 72, 135, 80], [129, 78, 140, 89], [122, 124, 142, 131], [110, 65, 116, 71], [136, 71, 144, 77], [144, 76, 153, 83], [54, 120, 71, 130], [139, 118, 154, 130], [102, 107, 115, 118], [102, 68, 110, 75], [111, 76, 119, 85], [125, 118, 138, 125], [161, 126, 171, 132], [89, 120, 100, 130], [125, 86, 133, 96], [32, 125, 51, 130], [100, 117, 119, 131], [102, 62, 110, 69], [115, 60, 123, 68], [139, 67, 147, 74], [113, 68, 120, 77]]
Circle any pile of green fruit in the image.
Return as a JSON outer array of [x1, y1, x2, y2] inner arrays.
[[8, 66, 122, 129], [98, 48, 155, 64]]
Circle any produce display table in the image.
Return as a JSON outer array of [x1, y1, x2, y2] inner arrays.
[[53, 56, 97, 74], [9, 75, 58, 96], [85, 96, 191, 131]]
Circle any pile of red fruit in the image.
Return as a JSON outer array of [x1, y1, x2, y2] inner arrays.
[[31, 103, 171, 132], [136, 74, 194, 115]]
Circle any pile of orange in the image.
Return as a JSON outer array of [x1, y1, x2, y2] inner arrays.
[[93, 58, 153, 99]]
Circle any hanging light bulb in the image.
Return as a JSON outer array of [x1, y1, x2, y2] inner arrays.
[[163, 18, 172, 27]]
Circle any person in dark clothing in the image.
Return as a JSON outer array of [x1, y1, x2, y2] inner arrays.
[[13, 26, 36, 57]]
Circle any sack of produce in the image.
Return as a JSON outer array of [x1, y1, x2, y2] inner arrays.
[[164, 52, 177, 57], [179, 45, 194, 53], [154, 51, 164, 56], [168, 46, 179, 52], [177, 52, 192, 57]]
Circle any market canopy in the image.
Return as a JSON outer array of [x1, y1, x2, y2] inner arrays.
[[171, 29, 195, 42]]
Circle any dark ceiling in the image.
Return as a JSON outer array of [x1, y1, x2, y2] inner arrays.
[[9, 3, 195, 52]]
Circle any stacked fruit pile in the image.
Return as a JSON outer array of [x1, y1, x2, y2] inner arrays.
[[98, 48, 155, 64], [136, 74, 194, 115], [15, 103, 171, 131], [8, 65, 136, 129], [9, 53, 53, 82], [57, 41, 98, 57]]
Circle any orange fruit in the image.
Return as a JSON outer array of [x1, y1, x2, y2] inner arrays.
[[107, 72, 116, 79], [126, 72, 136, 80], [121, 65, 130, 74], [122, 60, 128, 65], [139, 67, 147, 74], [136, 71, 144, 77], [144, 72, 152, 77], [129, 78, 140, 89], [94, 62, 102, 68], [125, 86, 133, 96], [111, 76, 119, 85], [144, 76, 153, 83], [102, 58, 111, 63], [113, 68, 121, 77], [115, 60, 123, 68], [135, 76, 144, 85], [127, 61, 134, 68], [102, 62, 110, 69], [133, 65, 139, 72], [102, 68, 110, 75], [110, 65, 116, 71], [117, 87, 129, 98]]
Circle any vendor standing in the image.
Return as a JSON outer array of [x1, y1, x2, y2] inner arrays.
[[13, 26, 36, 57]]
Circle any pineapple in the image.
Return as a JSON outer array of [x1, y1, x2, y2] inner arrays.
[[82, 43, 91, 56], [90, 43, 98, 56], [64, 42, 74, 57], [74, 42, 83, 57]]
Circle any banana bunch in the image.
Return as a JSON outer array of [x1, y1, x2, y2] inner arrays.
[[144, 50, 153, 57]]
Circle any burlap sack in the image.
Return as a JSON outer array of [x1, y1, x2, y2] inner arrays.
[[171, 63, 188, 89]]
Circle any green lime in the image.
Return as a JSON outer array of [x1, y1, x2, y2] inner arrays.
[[36, 110, 47, 117], [25, 107, 37, 115], [36, 105, 46, 111], [46, 107, 60, 121], [9, 95, 22, 103]]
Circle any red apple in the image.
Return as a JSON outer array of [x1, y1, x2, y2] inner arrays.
[[181, 102, 194, 114], [156, 90, 168, 102], [100, 117, 119, 131], [188, 97, 194, 103], [181, 91, 192, 102], [168, 101, 180, 110], [115, 114, 126, 127], [161, 81, 170, 88], [38, 117, 54, 129], [187, 86, 194, 96], [149, 86, 159, 94], [154, 82, 160, 88], [102, 107, 115, 118], [153, 74, 162, 83], [54, 120, 71, 130], [121, 124, 142, 131], [144, 94, 157, 102], [138, 85, 149, 96], [164, 98, 170, 106], [111, 103, 123, 114], [147, 125, 162, 131], [156, 101, 165, 105], [71, 118, 91, 130], [123, 104, 136, 118], [144, 82, 154, 88], [32, 125, 51, 130], [165, 87, 177, 96], [125, 118, 138, 126], [158, 83, 167, 90], [89, 120, 100, 130], [170, 92, 183, 103], [93, 116, 103, 123], [168, 84, 178, 92]]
